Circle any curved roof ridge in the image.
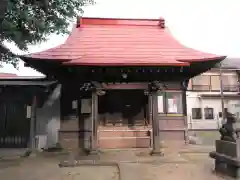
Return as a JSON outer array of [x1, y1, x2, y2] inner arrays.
[[78, 17, 165, 27]]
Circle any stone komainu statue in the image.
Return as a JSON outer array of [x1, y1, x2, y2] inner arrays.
[[219, 113, 240, 142]]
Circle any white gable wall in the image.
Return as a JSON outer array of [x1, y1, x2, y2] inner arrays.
[[187, 91, 240, 130]]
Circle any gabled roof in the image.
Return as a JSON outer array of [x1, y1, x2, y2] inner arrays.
[[24, 17, 226, 67], [0, 73, 55, 86], [218, 57, 240, 69]]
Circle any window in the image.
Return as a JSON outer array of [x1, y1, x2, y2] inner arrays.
[[157, 93, 164, 113], [204, 107, 214, 119], [192, 75, 211, 91], [157, 91, 183, 114], [210, 75, 220, 90], [222, 74, 238, 91], [222, 75, 238, 86], [166, 92, 183, 114], [192, 108, 202, 119]]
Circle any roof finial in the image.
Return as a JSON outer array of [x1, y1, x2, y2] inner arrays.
[[76, 16, 81, 28], [158, 17, 165, 28]]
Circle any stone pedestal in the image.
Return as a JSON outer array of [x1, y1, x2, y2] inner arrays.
[[210, 140, 240, 179], [209, 113, 240, 179]]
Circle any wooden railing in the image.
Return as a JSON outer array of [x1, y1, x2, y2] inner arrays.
[[190, 85, 239, 92], [191, 85, 211, 91], [222, 85, 239, 92]]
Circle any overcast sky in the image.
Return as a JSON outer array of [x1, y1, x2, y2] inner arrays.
[[1, 0, 240, 76]]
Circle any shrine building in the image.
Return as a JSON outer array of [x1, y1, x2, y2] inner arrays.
[[21, 17, 226, 154]]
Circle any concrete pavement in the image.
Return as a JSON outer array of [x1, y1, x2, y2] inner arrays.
[[0, 145, 228, 180]]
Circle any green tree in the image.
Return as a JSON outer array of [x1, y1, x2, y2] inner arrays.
[[0, 0, 94, 66]]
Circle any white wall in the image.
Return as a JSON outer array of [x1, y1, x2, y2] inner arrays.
[[35, 84, 61, 149], [186, 91, 240, 130]]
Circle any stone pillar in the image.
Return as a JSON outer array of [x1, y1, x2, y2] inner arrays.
[[150, 91, 163, 156], [89, 91, 99, 154]]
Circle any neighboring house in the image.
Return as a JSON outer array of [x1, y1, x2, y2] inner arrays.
[[187, 58, 240, 130], [0, 73, 58, 149], [0, 73, 17, 77]]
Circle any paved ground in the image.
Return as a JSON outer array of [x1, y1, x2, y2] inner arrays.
[[0, 145, 229, 180], [0, 158, 119, 180], [189, 130, 220, 146]]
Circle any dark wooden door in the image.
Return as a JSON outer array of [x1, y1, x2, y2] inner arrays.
[[0, 102, 30, 148], [98, 90, 151, 149]]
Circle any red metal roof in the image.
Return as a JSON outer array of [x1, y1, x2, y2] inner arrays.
[[0, 73, 17, 78], [0, 73, 46, 80], [27, 17, 226, 66]]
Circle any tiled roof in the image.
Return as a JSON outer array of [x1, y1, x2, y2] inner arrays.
[[27, 17, 226, 66]]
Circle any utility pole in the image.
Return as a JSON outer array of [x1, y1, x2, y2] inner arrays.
[[219, 62, 225, 123]]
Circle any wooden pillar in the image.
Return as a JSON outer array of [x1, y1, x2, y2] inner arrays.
[[90, 91, 99, 154], [148, 94, 153, 148], [150, 91, 164, 156], [29, 95, 37, 150], [182, 90, 189, 144], [59, 82, 81, 151]]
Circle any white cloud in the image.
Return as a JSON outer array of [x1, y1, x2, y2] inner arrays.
[[1, 0, 240, 76]]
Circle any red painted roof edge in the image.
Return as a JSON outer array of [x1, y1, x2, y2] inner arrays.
[[0, 73, 46, 80], [79, 17, 165, 27], [20, 54, 75, 62], [80, 17, 164, 22], [0, 76, 45, 80], [22, 44, 68, 60], [177, 56, 227, 62], [63, 61, 190, 66], [0, 73, 17, 78]]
